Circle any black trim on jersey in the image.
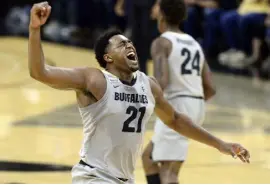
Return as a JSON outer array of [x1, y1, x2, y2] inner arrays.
[[79, 160, 128, 182], [120, 76, 137, 86], [168, 95, 204, 100]]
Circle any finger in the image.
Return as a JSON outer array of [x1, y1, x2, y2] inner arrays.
[[237, 149, 251, 163], [238, 148, 250, 158], [41, 5, 51, 18], [40, 1, 49, 6], [239, 150, 250, 163], [237, 154, 246, 163], [234, 147, 247, 163], [47, 5, 52, 17], [245, 149, 250, 160], [40, 7, 46, 16], [230, 148, 237, 158]]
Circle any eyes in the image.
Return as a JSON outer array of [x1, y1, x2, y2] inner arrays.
[[118, 40, 133, 47]]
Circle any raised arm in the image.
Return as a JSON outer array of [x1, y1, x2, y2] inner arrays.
[[28, 2, 89, 91], [196, 0, 219, 8], [114, 0, 125, 17], [151, 37, 172, 90], [149, 77, 250, 163]]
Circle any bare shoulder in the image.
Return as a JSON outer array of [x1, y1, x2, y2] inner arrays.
[[84, 67, 106, 99], [152, 36, 172, 47], [151, 36, 172, 54], [148, 76, 159, 84], [84, 67, 105, 81], [147, 76, 163, 99]]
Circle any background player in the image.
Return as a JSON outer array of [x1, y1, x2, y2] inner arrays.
[[28, 2, 250, 184], [142, 0, 218, 183]]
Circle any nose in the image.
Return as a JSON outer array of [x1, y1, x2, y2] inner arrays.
[[126, 44, 134, 52], [126, 41, 133, 49]]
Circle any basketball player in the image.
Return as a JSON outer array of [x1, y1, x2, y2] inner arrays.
[[141, 0, 217, 183], [28, 2, 250, 184]]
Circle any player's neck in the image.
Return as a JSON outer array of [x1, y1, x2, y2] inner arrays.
[[166, 25, 181, 33], [107, 68, 134, 83]]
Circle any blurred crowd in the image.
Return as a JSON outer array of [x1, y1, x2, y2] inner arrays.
[[1, 0, 270, 81]]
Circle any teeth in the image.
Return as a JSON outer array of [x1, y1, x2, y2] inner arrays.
[[127, 51, 135, 57]]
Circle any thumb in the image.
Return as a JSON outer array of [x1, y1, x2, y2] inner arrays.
[[231, 149, 237, 158], [231, 144, 241, 158], [47, 5, 52, 17]]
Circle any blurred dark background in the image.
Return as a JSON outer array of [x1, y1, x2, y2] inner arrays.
[[1, 0, 270, 81]]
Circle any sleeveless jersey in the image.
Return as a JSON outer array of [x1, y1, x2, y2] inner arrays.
[[161, 31, 205, 99], [78, 70, 155, 180]]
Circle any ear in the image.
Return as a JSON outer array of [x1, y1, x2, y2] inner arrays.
[[103, 54, 113, 64]]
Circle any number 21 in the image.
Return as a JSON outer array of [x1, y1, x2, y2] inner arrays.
[[122, 106, 146, 133]]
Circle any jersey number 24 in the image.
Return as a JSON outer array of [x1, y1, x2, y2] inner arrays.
[[181, 48, 201, 76]]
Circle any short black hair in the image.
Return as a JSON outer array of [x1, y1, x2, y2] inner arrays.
[[94, 29, 122, 68], [159, 0, 187, 25]]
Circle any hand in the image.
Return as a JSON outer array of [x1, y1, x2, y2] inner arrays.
[[219, 142, 250, 163], [114, 1, 125, 17], [29, 1, 51, 29], [185, 0, 196, 5], [265, 15, 270, 27], [151, 3, 160, 20]]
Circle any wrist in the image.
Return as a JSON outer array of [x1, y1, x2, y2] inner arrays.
[[29, 26, 41, 33], [214, 139, 225, 151]]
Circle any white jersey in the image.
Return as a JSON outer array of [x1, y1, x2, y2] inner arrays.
[[161, 31, 205, 99], [78, 70, 155, 180]]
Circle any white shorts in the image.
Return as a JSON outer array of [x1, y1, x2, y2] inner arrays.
[[71, 162, 134, 184], [152, 97, 205, 162]]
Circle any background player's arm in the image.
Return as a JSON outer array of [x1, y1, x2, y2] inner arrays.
[[202, 62, 216, 101], [149, 77, 250, 162], [28, 2, 89, 91], [114, 0, 125, 17], [151, 37, 172, 90], [196, 0, 219, 8]]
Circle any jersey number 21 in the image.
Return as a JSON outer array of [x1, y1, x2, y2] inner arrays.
[[122, 106, 146, 133]]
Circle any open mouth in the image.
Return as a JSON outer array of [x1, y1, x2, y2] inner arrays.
[[126, 51, 136, 61]]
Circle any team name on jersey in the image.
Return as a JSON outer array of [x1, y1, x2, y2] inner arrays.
[[114, 92, 148, 104]]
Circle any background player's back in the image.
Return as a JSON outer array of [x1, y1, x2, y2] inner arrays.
[[161, 31, 205, 99]]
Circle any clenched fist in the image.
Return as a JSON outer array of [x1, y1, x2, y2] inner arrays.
[[29, 2, 51, 29]]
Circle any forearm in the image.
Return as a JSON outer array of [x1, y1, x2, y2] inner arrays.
[[116, 0, 124, 5], [203, 86, 216, 101], [28, 28, 46, 78], [153, 69, 168, 90], [153, 57, 169, 90], [170, 112, 223, 150]]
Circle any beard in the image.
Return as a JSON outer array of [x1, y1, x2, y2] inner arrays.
[[129, 65, 139, 72]]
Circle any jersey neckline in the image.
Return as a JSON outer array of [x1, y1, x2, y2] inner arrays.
[[103, 70, 138, 87]]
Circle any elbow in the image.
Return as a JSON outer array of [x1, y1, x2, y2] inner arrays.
[[160, 82, 168, 90], [157, 78, 169, 90], [29, 70, 41, 80], [29, 70, 37, 79], [29, 69, 47, 82]]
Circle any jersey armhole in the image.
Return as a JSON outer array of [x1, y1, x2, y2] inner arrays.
[[78, 70, 109, 111], [145, 76, 157, 106], [160, 35, 173, 58]]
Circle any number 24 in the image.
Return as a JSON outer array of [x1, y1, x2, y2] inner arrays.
[[181, 48, 201, 76]]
